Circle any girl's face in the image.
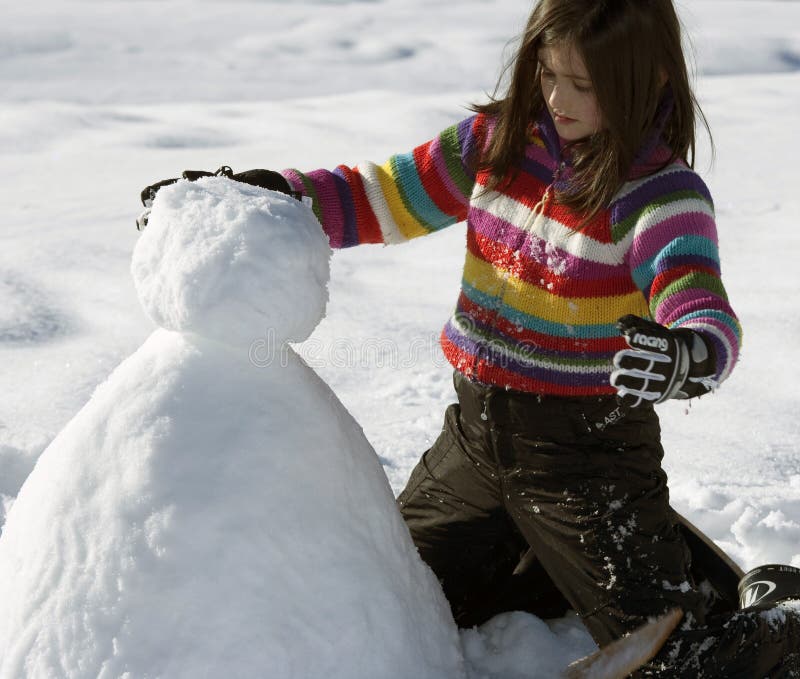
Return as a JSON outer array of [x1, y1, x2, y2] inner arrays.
[[538, 43, 603, 142]]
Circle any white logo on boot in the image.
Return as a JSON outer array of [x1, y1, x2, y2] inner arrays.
[[740, 580, 778, 608]]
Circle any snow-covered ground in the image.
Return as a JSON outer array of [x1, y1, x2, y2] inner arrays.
[[1, 0, 799, 676]]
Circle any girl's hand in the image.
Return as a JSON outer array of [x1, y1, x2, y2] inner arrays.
[[610, 315, 718, 407], [137, 167, 298, 230]]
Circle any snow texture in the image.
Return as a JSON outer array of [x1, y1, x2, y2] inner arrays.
[[0, 182, 464, 678], [1, 0, 799, 676], [132, 178, 330, 346]]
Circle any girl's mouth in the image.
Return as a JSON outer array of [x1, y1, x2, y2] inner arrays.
[[554, 113, 577, 124]]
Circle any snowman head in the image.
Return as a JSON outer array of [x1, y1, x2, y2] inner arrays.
[[132, 177, 331, 347]]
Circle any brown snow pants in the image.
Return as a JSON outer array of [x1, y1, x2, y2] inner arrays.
[[398, 372, 800, 677]]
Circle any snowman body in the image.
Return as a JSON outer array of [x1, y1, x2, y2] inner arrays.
[[0, 179, 464, 679]]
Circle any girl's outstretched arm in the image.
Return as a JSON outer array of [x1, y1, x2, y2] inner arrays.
[[282, 114, 489, 248]]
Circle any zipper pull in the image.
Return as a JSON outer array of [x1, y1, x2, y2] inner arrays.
[[531, 186, 550, 216]]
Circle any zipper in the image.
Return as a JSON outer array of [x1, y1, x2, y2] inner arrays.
[[469, 160, 565, 381]]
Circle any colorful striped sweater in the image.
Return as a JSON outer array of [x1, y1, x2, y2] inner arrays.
[[282, 112, 741, 397]]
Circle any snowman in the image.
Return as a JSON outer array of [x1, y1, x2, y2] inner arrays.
[[0, 178, 465, 679]]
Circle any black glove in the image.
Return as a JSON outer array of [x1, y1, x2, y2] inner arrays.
[[137, 166, 300, 230], [610, 315, 718, 407], [230, 168, 298, 197]]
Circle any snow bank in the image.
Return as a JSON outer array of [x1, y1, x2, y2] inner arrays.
[[0, 181, 465, 679]]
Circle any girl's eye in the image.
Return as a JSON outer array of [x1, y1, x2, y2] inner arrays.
[[541, 69, 555, 81], [573, 82, 593, 93]]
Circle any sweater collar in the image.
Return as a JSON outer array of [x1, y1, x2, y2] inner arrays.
[[533, 90, 677, 182]]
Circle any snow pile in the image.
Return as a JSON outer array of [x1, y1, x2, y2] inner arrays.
[[0, 180, 465, 679], [461, 612, 596, 679]]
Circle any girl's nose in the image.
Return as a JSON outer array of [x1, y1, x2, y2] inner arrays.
[[548, 84, 563, 110]]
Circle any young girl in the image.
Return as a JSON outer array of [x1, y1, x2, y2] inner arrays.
[[142, 0, 799, 673]]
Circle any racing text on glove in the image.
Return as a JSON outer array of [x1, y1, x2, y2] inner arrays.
[[610, 315, 718, 408]]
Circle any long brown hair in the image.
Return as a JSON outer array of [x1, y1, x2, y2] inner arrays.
[[473, 0, 711, 216]]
